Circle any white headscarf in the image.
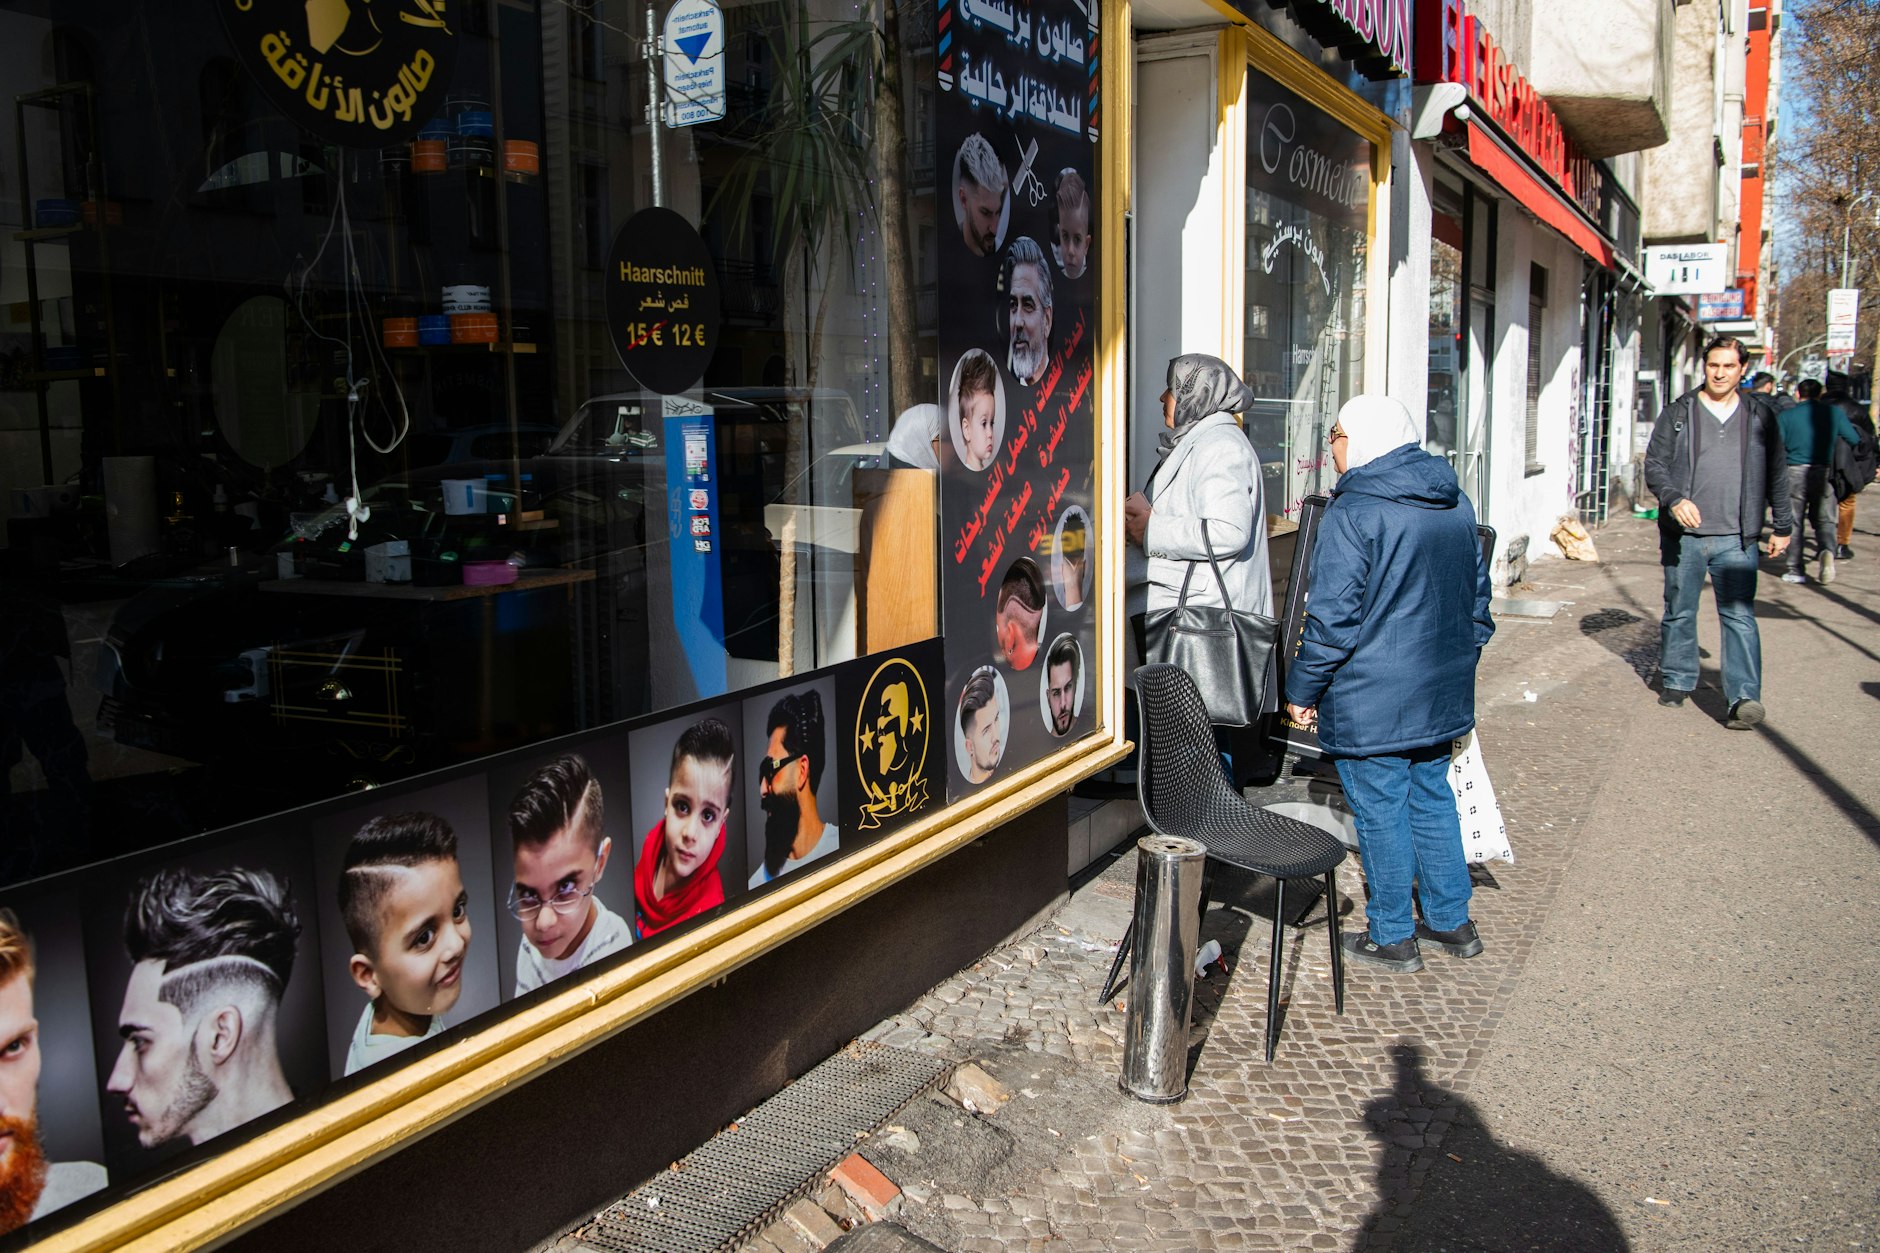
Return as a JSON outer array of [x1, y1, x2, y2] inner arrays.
[[886, 403, 942, 470], [1337, 395, 1421, 471]]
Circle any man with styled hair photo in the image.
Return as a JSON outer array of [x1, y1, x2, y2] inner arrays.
[[751, 691, 840, 888], [1043, 635, 1080, 737], [507, 753, 630, 995], [958, 669, 1004, 785], [994, 559, 1046, 670], [0, 912, 105, 1234], [107, 867, 301, 1150], [955, 132, 1008, 258], [1005, 236, 1054, 387]]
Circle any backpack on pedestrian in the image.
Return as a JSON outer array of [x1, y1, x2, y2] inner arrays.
[[1832, 411, 1878, 499]]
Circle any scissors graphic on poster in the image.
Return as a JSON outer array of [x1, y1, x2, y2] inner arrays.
[[1011, 136, 1044, 208]]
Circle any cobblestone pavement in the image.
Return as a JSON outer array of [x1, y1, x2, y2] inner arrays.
[[738, 513, 1880, 1253]]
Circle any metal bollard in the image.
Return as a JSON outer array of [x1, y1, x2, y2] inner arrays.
[[1119, 834, 1207, 1103]]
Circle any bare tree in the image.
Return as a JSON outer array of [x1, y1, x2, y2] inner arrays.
[[1775, 0, 1880, 374]]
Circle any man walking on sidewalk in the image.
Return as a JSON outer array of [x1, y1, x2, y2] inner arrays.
[[1776, 378, 1861, 584], [1643, 336, 1792, 729]]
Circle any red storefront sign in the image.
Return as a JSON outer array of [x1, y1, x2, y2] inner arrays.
[[1414, 0, 1599, 219]]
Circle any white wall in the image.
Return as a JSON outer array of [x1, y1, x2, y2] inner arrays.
[[1130, 31, 1231, 493], [1481, 217, 1585, 580], [1387, 131, 1433, 419]]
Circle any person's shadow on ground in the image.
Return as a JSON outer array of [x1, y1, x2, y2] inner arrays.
[[1356, 1043, 1629, 1252]]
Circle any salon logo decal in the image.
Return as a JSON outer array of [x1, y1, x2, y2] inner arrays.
[[854, 657, 932, 829], [226, 0, 458, 147]]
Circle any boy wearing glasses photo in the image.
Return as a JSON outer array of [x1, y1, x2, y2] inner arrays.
[[338, 813, 472, 1075], [506, 755, 630, 996], [750, 691, 839, 889]]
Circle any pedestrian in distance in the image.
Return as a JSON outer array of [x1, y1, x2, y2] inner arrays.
[[1821, 382, 1879, 560], [1283, 395, 1494, 975], [1750, 371, 1795, 412], [1643, 335, 1792, 728], [1776, 378, 1862, 584]]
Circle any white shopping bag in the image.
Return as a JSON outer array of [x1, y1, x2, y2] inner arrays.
[[1450, 731, 1512, 864]]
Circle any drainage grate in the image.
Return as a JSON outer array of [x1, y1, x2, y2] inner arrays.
[[583, 1042, 949, 1253]]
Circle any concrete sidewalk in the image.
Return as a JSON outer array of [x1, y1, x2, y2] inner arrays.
[[746, 513, 1880, 1253]]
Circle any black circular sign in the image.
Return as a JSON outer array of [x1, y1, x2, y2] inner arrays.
[[604, 207, 722, 395], [223, 0, 458, 148]]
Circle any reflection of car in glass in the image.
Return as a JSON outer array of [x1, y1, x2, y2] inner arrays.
[[96, 389, 881, 793]]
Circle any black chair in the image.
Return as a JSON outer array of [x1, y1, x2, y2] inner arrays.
[[1100, 663, 1348, 1061]]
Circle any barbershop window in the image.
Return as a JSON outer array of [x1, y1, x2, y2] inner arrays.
[[0, 0, 944, 878], [1241, 68, 1373, 520]]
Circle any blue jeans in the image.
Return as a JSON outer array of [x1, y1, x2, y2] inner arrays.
[[1333, 744, 1472, 947], [1659, 532, 1761, 704]]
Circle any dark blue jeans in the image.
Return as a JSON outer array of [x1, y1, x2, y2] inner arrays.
[[1659, 532, 1761, 704], [1333, 744, 1471, 947]]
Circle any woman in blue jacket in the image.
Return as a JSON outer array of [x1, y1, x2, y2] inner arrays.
[[1284, 396, 1495, 974]]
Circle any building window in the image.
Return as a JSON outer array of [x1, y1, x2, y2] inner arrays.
[[1242, 67, 1375, 518], [1526, 263, 1547, 474]]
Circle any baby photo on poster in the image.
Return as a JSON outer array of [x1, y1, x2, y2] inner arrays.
[[486, 737, 638, 1000], [311, 777, 503, 1079], [80, 825, 327, 1180], [629, 705, 747, 940]]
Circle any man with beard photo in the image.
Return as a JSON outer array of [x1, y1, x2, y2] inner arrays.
[[1043, 635, 1080, 737], [954, 133, 1008, 258], [749, 691, 840, 888], [1006, 236, 1054, 388], [106, 868, 300, 1152], [0, 913, 105, 1234]]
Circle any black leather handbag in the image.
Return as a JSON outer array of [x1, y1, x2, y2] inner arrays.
[[1142, 520, 1277, 727]]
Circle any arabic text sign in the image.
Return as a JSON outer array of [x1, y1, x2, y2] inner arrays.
[[1827, 288, 1861, 353], [664, 0, 726, 127], [225, 0, 457, 147]]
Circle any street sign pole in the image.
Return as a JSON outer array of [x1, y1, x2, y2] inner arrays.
[[646, 3, 665, 208]]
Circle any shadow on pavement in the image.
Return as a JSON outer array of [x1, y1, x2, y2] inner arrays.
[[1802, 581, 1880, 628], [1757, 599, 1880, 665], [1576, 608, 1660, 687], [1358, 1043, 1629, 1253], [1753, 722, 1880, 851]]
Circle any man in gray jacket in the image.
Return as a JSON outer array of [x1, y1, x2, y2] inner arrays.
[[1643, 336, 1792, 729]]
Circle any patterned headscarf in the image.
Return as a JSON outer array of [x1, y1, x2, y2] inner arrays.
[[1160, 354, 1256, 455]]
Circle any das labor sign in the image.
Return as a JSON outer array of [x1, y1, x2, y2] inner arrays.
[[1827, 288, 1861, 353]]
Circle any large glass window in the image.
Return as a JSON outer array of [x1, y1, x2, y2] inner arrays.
[[1242, 68, 1373, 519], [0, 0, 968, 871]]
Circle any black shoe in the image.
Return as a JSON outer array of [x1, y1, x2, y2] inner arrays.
[[1415, 919, 1484, 958], [1726, 698, 1765, 730], [1340, 931, 1423, 973], [1837, 544, 1854, 560], [1658, 688, 1689, 707]]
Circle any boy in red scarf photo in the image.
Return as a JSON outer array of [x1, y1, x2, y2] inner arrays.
[[634, 718, 735, 938]]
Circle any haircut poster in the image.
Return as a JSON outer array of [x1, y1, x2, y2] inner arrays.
[[936, 0, 1100, 801]]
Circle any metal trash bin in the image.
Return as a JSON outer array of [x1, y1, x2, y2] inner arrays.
[[1119, 834, 1207, 1103]]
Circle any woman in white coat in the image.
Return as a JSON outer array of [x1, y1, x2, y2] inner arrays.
[[1124, 353, 1271, 719]]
